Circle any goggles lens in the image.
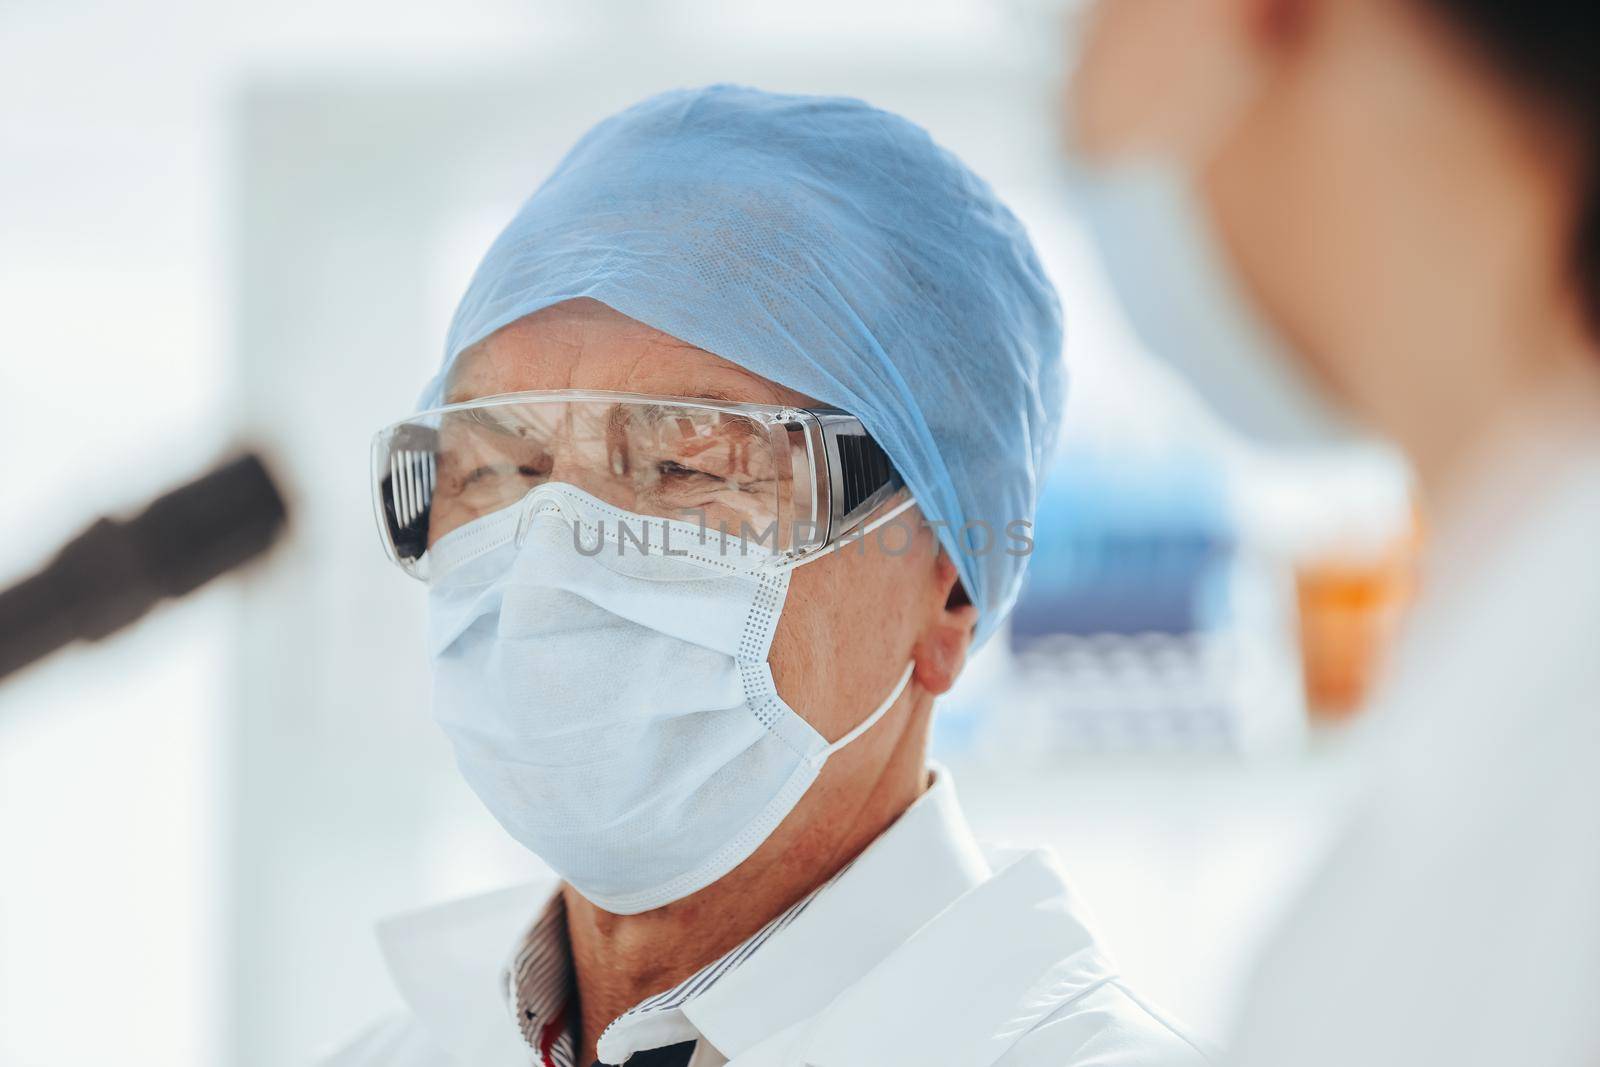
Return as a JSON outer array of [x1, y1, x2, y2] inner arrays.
[[373, 393, 880, 579]]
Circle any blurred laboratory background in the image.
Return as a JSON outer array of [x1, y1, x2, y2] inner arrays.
[[0, 2, 1418, 1065]]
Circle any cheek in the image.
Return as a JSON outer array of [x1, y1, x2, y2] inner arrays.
[[767, 563, 844, 734], [1072, 0, 1188, 152], [1070, 0, 1255, 161], [766, 541, 927, 738]]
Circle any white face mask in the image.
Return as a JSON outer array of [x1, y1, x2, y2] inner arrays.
[[1064, 158, 1357, 449], [425, 482, 916, 915]]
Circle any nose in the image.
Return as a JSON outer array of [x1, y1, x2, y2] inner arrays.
[[544, 437, 635, 507]]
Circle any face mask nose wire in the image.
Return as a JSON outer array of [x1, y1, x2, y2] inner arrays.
[[514, 485, 581, 549], [810, 660, 917, 768]]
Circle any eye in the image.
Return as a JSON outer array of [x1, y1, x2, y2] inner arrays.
[[657, 460, 716, 481], [459, 457, 550, 488]]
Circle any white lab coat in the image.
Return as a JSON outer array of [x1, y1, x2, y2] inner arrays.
[[1230, 423, 1600, 1065], [322, 768, 1209, 1067]]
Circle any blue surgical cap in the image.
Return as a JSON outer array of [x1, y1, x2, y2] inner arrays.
[[436, 84, 1064, 645]]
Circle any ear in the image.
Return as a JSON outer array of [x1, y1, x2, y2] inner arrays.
[[911, 551, 979, 697]]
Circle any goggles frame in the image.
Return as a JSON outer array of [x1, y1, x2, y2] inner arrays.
[[372, 389, 904, 578]]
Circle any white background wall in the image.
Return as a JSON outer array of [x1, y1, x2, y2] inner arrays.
[[0, 4, 1353, 1065]]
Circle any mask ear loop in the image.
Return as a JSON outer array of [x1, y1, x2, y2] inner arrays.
[[785, 493, 919, 571], [810, 660, 917, 768]]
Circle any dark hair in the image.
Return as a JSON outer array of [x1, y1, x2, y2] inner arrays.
[[1422, 2, 1600, 336]]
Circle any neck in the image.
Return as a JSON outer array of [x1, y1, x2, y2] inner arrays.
[[1423, 346, 1600, 577], [561, 693, 933, 1065], [1402, 296, 1600, 502]]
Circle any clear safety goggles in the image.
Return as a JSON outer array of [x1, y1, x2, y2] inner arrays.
[[372, 390, 905, 580]]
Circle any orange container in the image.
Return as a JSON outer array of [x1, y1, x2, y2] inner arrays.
[[1295, 513, 1422, 719]]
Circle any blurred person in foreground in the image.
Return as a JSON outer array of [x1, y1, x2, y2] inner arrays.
[[1065, 1, 1600, 1064], [330, 86, 1209, 1067]]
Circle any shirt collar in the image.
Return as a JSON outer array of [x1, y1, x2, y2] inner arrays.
[[504, 892, 578, 1067]]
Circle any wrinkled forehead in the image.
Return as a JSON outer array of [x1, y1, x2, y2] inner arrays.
[[441, 299, 815, 409]]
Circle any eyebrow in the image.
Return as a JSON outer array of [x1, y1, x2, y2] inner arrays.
[[442, 385, 778, 406], [682, 387, 750, 404]]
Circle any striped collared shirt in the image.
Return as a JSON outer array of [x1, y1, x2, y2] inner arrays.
[[503, 869, 846, 1067]]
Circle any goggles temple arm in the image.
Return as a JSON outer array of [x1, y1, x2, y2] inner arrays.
[[807, 411, 904, 543]]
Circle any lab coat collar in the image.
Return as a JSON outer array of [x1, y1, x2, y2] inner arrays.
[[680, 767, 1113, 1066], [787, 847, 1118, 1067], [376, 880, 555, 1066]]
